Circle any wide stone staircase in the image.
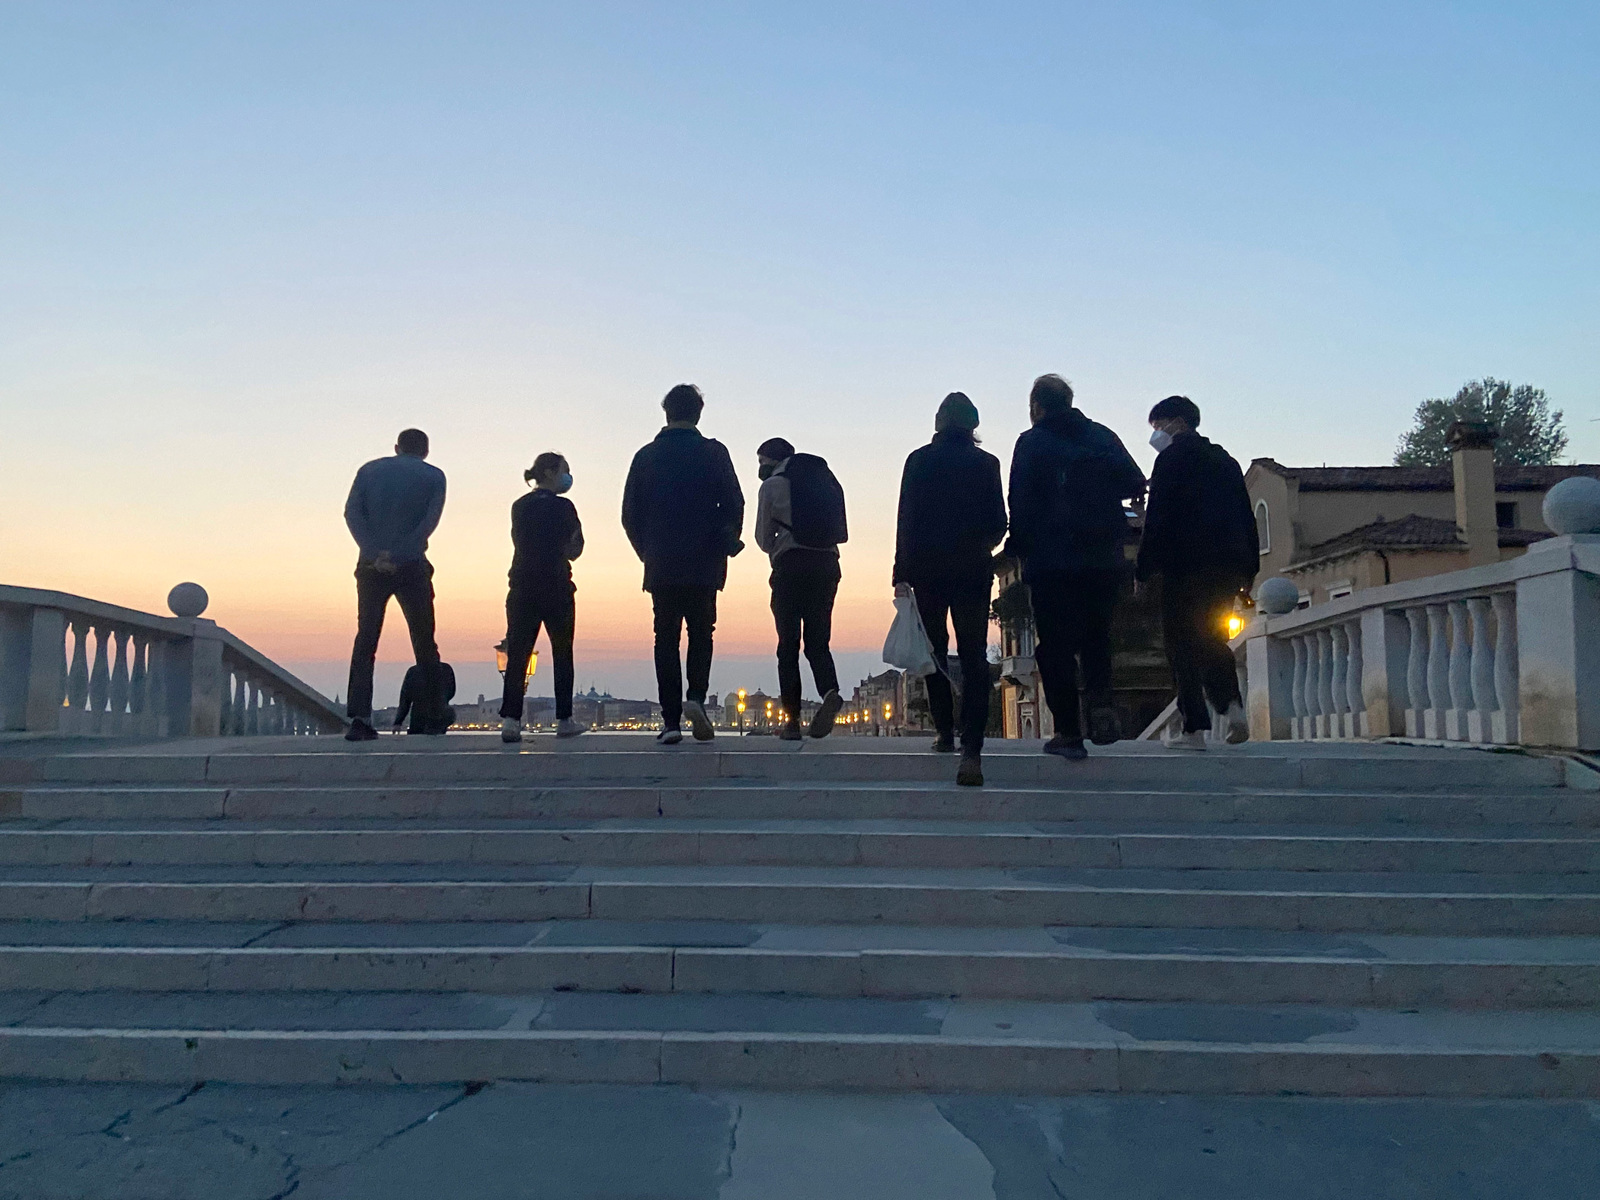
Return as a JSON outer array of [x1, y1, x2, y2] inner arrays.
[[0, 736, 1597, 1096]]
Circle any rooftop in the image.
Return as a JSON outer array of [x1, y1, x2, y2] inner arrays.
[[1289, 513, 1549, 569], [1249, 460, 1600, 493]]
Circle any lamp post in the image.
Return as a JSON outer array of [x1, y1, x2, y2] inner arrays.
[[495, 640, 536, 724], [736, 689, 747, 737]]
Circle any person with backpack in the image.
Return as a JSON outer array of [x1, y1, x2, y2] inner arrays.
[[342, 428, 449, 741], [622, 384, 745, 745], [1136, 395, 1256, 750], [892, 392, 1008, 786], [499, 451, 587, 743], [396, 661, 457, 734], [1006, 375, 1147, 760], [754, 437, 847, 740]]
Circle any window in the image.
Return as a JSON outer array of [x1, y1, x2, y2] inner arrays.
[[1328, 583, 1353, 601], [1496, 501, 1517, 529], [1255, 501, 1271, 554], [1296, 591, 1312, 610]]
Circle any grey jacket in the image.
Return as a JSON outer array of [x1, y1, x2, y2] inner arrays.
[[344, 453, 447, 564]]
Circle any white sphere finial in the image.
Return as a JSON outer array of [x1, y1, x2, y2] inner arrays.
[[167, 582, 209, 619], [1542, 476, 1600, 536], [1257, 576, 1300, 615]]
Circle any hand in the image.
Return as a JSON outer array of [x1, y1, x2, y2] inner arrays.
[[372, 551, 398, 575], [1131, 579, 1142, 598]]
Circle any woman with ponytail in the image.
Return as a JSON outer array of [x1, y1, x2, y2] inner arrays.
[[500, 452, 585, 742]]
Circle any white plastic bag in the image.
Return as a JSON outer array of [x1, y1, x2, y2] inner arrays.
[[882, 590, 939, 677]]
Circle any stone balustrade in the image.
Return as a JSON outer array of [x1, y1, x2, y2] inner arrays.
[[0, 585, 345, 738], [1240, 534, 1600, 752]]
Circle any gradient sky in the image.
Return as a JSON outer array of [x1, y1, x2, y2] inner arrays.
[[3, 2, 1597, 703]]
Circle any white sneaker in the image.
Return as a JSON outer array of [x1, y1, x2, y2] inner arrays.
[[500, 717, 522, 744], [1162, 728, 1208, 752], [556, 717, 588, 739], [656, 728, 683, 746], [1222, 702, 1250, 745], [683, 700, 715, 742]]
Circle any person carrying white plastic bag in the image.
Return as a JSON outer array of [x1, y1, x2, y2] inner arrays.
[[882, 588, 940, 677]]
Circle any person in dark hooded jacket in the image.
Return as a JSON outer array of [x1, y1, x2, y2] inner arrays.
[[1135, 394, 1257, 749], [1005, 374, 1146, 759]]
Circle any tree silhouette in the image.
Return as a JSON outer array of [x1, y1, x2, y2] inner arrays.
[[1395, 378, 1567, 467]]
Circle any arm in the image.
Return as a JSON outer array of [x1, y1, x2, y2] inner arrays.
[[564, 502, 585, 562], [982, 455, 1008, 552], [343, 467, 374, 559], [714, 443, 745, 547], [1003, 438, 1036, 560], [1135, 453, 1173, 582], [620, 450, 646, 560], [1225, 458, 1258, 584], [1108, 435, 1148, 501], [753, 476, 785, 555], [399, 469, 447, 552], [892, 454, 915, 586]]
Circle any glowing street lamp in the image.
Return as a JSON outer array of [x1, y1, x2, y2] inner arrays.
[[494, 640, 536, 693]]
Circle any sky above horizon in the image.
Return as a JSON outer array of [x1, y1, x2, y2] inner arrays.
[[3, 2, 1597, 704]]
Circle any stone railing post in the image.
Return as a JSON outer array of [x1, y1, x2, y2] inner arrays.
[[1357, 607, 1408, 737], [163, 622, 227, 738], [1514, 535, 1600, 751], [1244, 619, 1294, 741], [24, 608, 68, 732]]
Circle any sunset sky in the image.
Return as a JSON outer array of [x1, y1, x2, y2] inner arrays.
[[3, 2, 1596, 704]]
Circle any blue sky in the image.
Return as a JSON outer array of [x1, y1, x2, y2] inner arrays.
[[2, 1, 1596, 701]]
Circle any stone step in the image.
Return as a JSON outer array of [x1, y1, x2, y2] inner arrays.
[[1, 864, 1597, 932], [2, 745, 1570, 791], [0, 990, 1595, 1095], [1, 922, 1596, 1008], [3, 819, 1597, 872], [10, 783, 1598, 826]]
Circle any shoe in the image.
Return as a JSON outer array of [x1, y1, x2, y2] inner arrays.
[[1221, 702, 1249, 745], [809, 690, 843, 739], [556, 717, 588, 739], [1088, 705, 1122, 746], [956, 752, 984, 787], [1043, 734, 1087, 761], [683, 700, 715, 742], [779, 719, 804, 742], [500, 718, 522, 744], [344, 719, 378, 742], [1163, 728, 1209, 752], [931, 733, 956, 754], [656, 727, 683, 746]]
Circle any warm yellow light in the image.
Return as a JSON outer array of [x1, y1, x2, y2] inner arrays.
[[1226, 613, 1244, 639], [737, 702, 745, 713], [883, 703, 892, 717], [738, 688, 747, 699]]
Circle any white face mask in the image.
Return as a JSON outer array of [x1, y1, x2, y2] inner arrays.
[[1149, 429, 1174, 453]]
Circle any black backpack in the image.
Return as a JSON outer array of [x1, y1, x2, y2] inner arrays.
[[780, 453, 848, 548]]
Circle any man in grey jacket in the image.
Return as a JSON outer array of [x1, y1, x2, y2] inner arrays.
[[343, 428, 448, 741]]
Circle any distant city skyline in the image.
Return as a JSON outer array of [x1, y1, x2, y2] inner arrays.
[[3, 2, 1595, 690]]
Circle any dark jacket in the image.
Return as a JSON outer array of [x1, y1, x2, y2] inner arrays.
[[1135, 431, 1258, 584], [893, 429, 1008, 585], [344, 453, 447, 564], [394, 662, 456, 733], [1005, 410, 1146, 580], [508, 489, 584, 592], [621, 426, 745, 591]]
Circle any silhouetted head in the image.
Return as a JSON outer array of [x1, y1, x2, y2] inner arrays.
[[662, 384, 705, 425], [525, 451, 569, 490], [396, 428, 429, 458], [1029, 375, 1074, 424], [756, 437, 795, 480], [934, 392, 980, 436], [1147, 394, 1200, 433]]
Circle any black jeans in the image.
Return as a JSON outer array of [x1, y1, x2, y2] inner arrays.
[[500, 585, 576, 722], [346, 560, 442, 724], [771, 552, 841, 719], [1161, 570, 1244, 733], [652, 586, 717, 728], [911, 574, 993, 752], [1030, 571, 1120, 741]]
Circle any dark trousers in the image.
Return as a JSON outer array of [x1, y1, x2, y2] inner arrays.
[[912, 574, 993, 752], [1161, 571, 1244, 733], [652, 586, 717, 728], [346, 560, 441, 723], [771, 551, 841, 719], [1030, 570, 1120, 741], [500, 585, 576, 722]]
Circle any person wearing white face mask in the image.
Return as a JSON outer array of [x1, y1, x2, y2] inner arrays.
[[1135, 396, 1257, 750], [500, 451, 586, 742]]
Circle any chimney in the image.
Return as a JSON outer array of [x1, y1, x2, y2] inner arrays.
[[1447, 420, 1499, 567]]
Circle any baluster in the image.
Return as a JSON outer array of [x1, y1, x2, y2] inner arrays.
[[1404, 608, 1428, 738], [1315, 628, 1335, 738], [1329, 625, 1349, 739], [86, 624, 111, 733], [1425, 604, 1450, 739], [232, 670, 248, 737], [247, 681, 261, 736], [1344, 619, 1364, 737], [145, 640, 167, 735], [1446, 599, 1472, 740], [62, 620, 90, 733], [108, 629, 130, 734], [1290, 636, 1309, 738], [129, 634, 148, 718], [1466, 597, 1495, 744], [1491, 592, 1519, 743]]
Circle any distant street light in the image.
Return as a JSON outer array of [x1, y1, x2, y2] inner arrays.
[[494, 640, 536, 693]]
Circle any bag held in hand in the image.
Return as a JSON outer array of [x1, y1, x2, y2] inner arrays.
[[882, 590, 939, 677]]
